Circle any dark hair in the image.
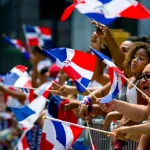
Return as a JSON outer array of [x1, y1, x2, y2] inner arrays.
[[32, 46, 48, 57], [101, 44, 112, 59], [40, 67, 49, 75], [126, 36, 150, 44], [124, 42, 150, 69]]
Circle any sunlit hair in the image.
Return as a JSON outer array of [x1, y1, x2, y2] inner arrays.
[[124, 42, 150, 69]]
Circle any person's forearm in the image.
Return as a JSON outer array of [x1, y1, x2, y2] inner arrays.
[[105, 33, 125, 68], [31, 64, 38, 88], [129, 123, 150, 135], [89, 82, 111, 103], [104, 33, 133, 77], [137, 134, 150, 150], [92, 104, 107, 116], [3, 88, 26, 104], [115, 100, 147, 122]]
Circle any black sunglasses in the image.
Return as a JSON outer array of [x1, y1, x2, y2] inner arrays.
[[138, 73, 150, 80]]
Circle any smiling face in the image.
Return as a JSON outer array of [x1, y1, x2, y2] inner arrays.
[[130, 48, 150, 75], [140, 64, 150, 98]]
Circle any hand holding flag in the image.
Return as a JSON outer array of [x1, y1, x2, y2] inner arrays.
[[91, 47, 126, 103]]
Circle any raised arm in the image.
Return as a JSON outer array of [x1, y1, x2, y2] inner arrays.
[[91, 21, 133, 78], [91, 32, 110, 85], [0, 85, 26, 104]]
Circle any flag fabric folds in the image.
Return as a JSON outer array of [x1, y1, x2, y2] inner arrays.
[[40, 115, 83, 150], [61, 0, 150, 25], [3, 65, 32, 89], [42, 47, 96, 93], [3, 35, 30, 59], [91, 48, 126, 103], [10, 94, 47, 129], [23, 25, 52, 47], [17, 134, 30, 150]]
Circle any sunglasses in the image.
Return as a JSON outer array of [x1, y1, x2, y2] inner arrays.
[[138, 73, 150, 80]]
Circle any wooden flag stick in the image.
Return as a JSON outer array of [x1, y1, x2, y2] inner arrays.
[[75, 79, 98, 100], [2, 84, 59, 94], [86, 121, 95, 150], [44, 116, 114, 135], [13, 129, 28, 150]]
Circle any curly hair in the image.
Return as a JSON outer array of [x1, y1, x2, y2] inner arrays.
[[124, 42, 150, 69]]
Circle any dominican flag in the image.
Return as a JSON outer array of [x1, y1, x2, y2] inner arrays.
[[42, 47, 96, 93], [61, 0, 150, 25], [3, 65, 32, 89], [10, 94, 47, 129], [3, 34, 30, 59], [40, 114, 83, 150], [91, 48, 126, 103], [23, 25, 52, 48], [10, 82, 52, 129], [3, 65, 34, 103]]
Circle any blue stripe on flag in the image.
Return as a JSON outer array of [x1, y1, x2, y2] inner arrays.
[[47, 48, 67, 62], [25, 26, 36, 33], [52, 120, 66, 147], [3, 73, 20, 85], [91, 48, 112, 62], [85, 13, 117, 25], [100, 83, 119, 103], [10, 106, 35, 121], [75, 77, 90, 93], [98, 0, 111, 4], [4, 36, 16, 48]]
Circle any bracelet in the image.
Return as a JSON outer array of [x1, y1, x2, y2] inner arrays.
[[80, 96, 92, 105], [80, 96, 93, 113]]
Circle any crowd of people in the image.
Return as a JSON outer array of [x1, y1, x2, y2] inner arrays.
[[0, 20, 150, 150]]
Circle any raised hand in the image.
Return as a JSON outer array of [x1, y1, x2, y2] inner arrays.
[[113, 126, 131, 141], [63, 100, 80, 111], [91, 32, 101, 51], [91, 19, 110, 39]]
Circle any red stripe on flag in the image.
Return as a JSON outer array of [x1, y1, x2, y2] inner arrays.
[[28, 38, 39, 46], [24, 80, 32, 89], [16, 40, 24, 47], [120, 3, 150, 19], [69, 125, 83, 148], [108, 68, 114, 85], [40, 133, 54, 150], [22, 136, 29, 149], [16, 65, 28, 73], [63, 66, 81, 80], [39, 27, 51, 35], [71, 50, 96, 71]]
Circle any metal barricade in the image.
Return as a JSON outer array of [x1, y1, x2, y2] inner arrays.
[[81, 118, 138, 150]]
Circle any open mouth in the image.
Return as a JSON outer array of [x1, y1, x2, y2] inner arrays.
[[141, 85, 149, 90]]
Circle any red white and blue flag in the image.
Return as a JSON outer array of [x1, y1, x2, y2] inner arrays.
[[40, 114, 83, 150], [3, 65, 34, 103], [10, 92, 48, 129], [61, 0, 150, 25], [91, 48, 126, 103], [3, 65, 32, 89], [23, 25, 52, 47], [42, 47, 96, 93], [3, 35, 30, 59], [10, 82, 52, 129]]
